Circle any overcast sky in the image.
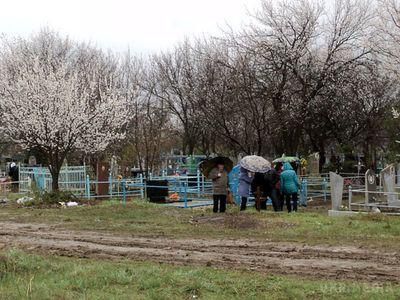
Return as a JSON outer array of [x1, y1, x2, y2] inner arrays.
[[0, 0, 261, 54]]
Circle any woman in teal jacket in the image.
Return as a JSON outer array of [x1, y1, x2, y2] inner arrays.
[[280, 162, 301, 212]]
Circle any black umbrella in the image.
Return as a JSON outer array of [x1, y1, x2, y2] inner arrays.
[[199, 157, 233, 178]]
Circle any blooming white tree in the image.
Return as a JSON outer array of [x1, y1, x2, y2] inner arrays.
[[0, 30, 131, 190]]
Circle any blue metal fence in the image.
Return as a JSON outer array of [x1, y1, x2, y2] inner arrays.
[[121, 171, 214, 208], [19, 165, 87, 193], [18, 164, 364, 209]]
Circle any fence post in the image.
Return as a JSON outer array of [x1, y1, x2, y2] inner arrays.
[[173, 177, 177, 193], [305, 179, 308, 203], [300, 179, 304, 205], [300, 179, 308, 206], [197, 169, 200, 197], [40, 168, 45, 192], [18, 163, 21, 193], [86, 175, 90, 200], [184, 181, 188, 208], [300, 179, 306, 206], [27, 177, 32, 193], [109, 173, 113, 198], [66, 165, 69, 191], [122, 179, 126, 206], [139, 174, 144, 199], [144, 176, 147, 200], [348, 185, 352, 211], [83, 162, 87, 193], [323, 178, 327, 202]]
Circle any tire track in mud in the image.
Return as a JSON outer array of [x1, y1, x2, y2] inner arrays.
[[0, 221, 399, 283]]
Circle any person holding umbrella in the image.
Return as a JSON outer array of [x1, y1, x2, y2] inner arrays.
[[208, 161, 230, 213], [273, 154, 300, 171], [239, 155, 271, 211], [239, 167, 254, 211], [280, 162, 301, 213]]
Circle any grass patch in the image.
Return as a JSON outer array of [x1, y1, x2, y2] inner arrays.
[[0, 200, 400, 250], [0, 249, 399, 299]]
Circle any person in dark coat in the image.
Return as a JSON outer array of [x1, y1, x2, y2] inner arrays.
[[208, 163, 229, 213], [264, 168, 281, 212], [275, 163, 284, 211], [251, 172, 268, 210], [8, 162, 19, 192], [239, 167, 254, 211]]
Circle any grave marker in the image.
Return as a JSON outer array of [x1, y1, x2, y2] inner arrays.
[[365, 169, 376, 203], [381, 165, 400, 207], [308, 153, 320, 175], [329, 172, 344, 211]]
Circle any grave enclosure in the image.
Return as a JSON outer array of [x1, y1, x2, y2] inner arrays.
[[5, 160, 400, 214], [329, 164, 400, 216]]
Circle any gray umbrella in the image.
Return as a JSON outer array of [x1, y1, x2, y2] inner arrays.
[[239, 155, 271, 173]]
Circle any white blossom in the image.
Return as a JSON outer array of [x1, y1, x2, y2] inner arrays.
[[0, 31, 131, 189]]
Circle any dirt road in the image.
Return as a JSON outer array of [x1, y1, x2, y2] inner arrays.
[[0, 221, 399, 283]]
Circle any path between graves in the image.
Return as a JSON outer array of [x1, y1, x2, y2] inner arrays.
[[0, 221, 399, 283]]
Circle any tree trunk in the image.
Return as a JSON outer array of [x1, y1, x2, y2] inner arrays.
[[50, 166, 60, 191], [48, 154, 64, 192]]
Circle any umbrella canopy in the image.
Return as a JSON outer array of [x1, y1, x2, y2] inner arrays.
[[239, 155, 271, 173], [199, 157, 233, 178], [273, 154, 300, 163]]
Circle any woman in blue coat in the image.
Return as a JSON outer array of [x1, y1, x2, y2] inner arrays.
[[239, 167, 254, 211], [280, 162, 301, 213]]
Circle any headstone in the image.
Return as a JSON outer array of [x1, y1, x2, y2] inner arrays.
[[28, 156, 37, 166], [397, 163, 400, 187], [365, 169, 376, 203], [380, 165, 400, 207], [110, 155, 119, 178], [308, 153, 320, 175], [97, 162, 109, 197], [329, 172, 344, 211]]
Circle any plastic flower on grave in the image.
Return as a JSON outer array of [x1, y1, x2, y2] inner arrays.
[[300, 158, 308, 168]]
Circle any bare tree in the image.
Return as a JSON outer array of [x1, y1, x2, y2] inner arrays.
[[123, 56, 173, 175]]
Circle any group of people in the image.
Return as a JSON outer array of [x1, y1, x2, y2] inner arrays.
[[239, 162, 300, 213], [209, 161, 301, 213]]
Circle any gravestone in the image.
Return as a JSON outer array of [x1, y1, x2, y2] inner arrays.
[[97, 162, 109, 197], [397, 163, 400, 187], [308, 153, 320, 175], [110, 155, 119, 178], [329, 172, 344, 211], [28, 156, 37, 166], [380, 165, 400, 207], [365, 169, 376, 203]]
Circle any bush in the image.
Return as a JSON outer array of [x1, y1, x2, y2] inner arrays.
[[23, 186, 78, 207], [39, 191, 77, 205]]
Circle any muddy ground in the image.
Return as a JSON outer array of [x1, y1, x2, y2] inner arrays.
[[0, 221, 399, 283]]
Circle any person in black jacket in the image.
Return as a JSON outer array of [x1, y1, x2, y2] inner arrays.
[[251, 173, 268, 211], [8, 162, 19, 192], [251, 169, 282, 212], [264, 168, 281, 212]]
